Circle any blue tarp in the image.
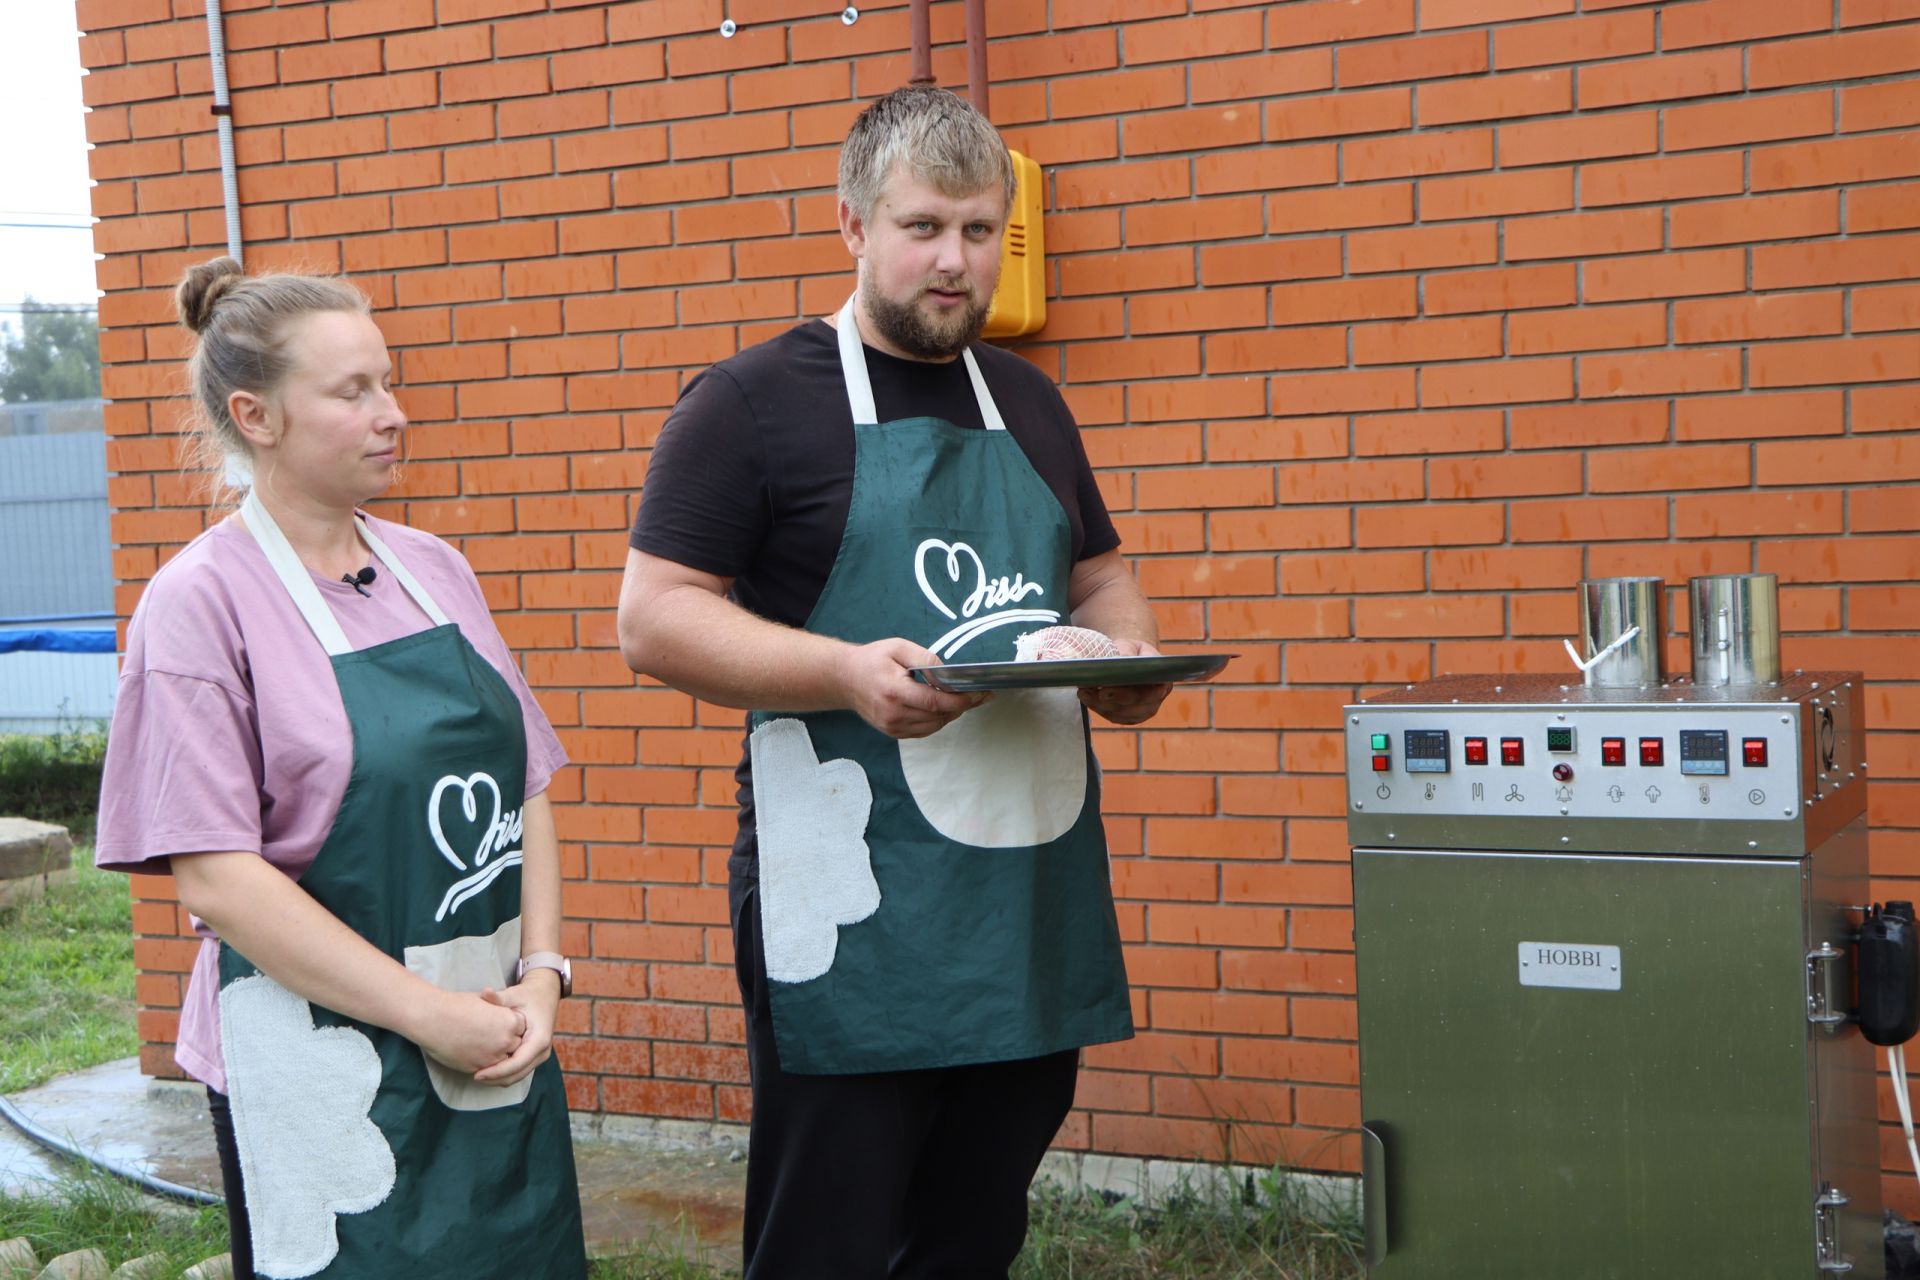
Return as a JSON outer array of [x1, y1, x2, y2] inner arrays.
[[0, 628, 115, 655]]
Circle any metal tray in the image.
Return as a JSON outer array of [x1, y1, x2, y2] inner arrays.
[[911, 652, 1234, 693]]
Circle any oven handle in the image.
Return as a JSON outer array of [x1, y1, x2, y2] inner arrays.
[[1361, 1122, 1388, 1267]]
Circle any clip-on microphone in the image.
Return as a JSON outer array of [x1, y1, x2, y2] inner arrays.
[[342, 565, 377, 597]]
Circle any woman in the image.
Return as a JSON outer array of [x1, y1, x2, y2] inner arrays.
[[96, 258, 588, 1279]]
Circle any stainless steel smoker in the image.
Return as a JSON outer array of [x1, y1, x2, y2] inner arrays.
[[1345, 576, 1881, 1278]]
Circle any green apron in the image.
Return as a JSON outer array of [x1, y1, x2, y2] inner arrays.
[[747, 297, 1133, 1075], [215, 491, 586, 1280]]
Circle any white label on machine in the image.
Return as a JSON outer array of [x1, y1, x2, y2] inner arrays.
[[1518, 941, 1622, 990]]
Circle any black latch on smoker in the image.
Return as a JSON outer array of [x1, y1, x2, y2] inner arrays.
[[1858, 901, 1920, 1047]]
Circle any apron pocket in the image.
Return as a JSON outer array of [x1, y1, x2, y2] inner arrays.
[[218, 974, 396, 1279], [898, 687, 1088, 848], [749, 717, 879, 984], [402, 916, 535, 1111]]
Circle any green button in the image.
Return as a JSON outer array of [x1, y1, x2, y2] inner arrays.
[[1370, 734, 1389, 751]]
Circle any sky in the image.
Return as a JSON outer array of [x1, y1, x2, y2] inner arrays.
[[0, 1, 98, 327]]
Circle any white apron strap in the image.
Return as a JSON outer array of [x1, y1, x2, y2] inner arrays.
[[834, 294, 1006, 432], [239, 490, 449, 656]]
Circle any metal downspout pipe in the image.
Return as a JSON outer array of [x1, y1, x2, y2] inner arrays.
[[203, 0, 242, 264], [906, 0, 989, 116]]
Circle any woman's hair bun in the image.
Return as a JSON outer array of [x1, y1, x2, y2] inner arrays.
[[175, 257, 246, 334]]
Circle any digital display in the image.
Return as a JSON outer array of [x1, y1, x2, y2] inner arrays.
[[1547, 726, 1575, 753], [1404, 729, 1450, 773], [1678, 729, 1730, 776]]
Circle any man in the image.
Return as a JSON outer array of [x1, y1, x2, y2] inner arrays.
[[618, 85, 1172, 1277]]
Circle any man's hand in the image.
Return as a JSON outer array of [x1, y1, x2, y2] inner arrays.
[[839, 637, 988, 738], [1080, 636, 1174, 726]]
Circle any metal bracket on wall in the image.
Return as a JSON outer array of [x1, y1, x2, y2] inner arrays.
[[1805, 942, 1850, 1029], [1815, 1183, 1854, 1273]]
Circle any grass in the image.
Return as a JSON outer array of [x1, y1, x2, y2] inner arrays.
[[0, 723, 108, 844], [0, 854, 137, 1096], [0, 1169, 228, 1280]]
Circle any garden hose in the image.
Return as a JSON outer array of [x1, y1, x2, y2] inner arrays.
[[0, 1091, 222, 1208]]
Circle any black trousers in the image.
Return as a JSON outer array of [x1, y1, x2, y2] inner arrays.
[[735, 887, 1080, 1280], [206, 1087, 255, 1280]]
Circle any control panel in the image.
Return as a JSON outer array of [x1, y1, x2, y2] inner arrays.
[[1348, 707, 1800, 824], [1343, 672, 1866, 858]]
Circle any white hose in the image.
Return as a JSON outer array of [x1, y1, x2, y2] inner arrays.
[[1561, 625, 1642, 675], [203, 0, 242, 264], [1893, 1043, 1920, 1186]]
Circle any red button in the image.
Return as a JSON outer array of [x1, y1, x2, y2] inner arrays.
[[1464, 737, 1489, 765], [1372, 753, 1391, 772], [1640, 737, 1664, 766], [1743, 738, 1768, 767], [1500, 737, 1524, 766], [1601, 737, 1626, 767]]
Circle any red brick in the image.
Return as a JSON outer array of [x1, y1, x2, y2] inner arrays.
[[1343, 129, 1493, 182], [1755, 233, 1920, 289], [1581, 152, 1744, 207], [1356, 502, 1505, 548], [1676, 491, 1844, 539], [1753, 336, 1920, 388], [1509, 303, 1666, 357], [1420, 69, 1570, 125], [1505, 208, 1661, 261], [1589, 443, 1751, 494], [1426, 263, 1576, 315], [1750, 25, 1920, 90], [1851, 183, 1920, 234], [1194, 143, 1340, 195], [1501, 111, 1657, 167], [1844, 82, 1920, 133], [1494, 11, 1653, 69], [1419, 168, 1572, 221], [1584, 249, 1745, 303], [1199, 238, 1342, 285], [1423, 358, 1573, 408], [1271, 277, 1418, 324], [1123, 105, 1261, 156], [1431, 450, 1581, 497], [1430, 545, 1586, 589], [1674, 293, 1844, 344], [1753, 131, 1920, 191], [1855, 283, 1920, 333], [1354, 408, 1504, 456], [1339, 30, 1487, 85], [1581, 348, 1742, 399], [1194, 50, 1334, 104], [1348, 223, 1497, 273], [1667, 92, 1835, 153], [1662, 0, 1832, 50], [1676, 390, 1844, 441], [1511, 399, 1668, 450], [1578, 49, 1741, 109], [1422, 0, 1572, 27], [1353, 315, 1501, 365], [1268, 369, 1416, 416], [1265, 88, 1410, 141]]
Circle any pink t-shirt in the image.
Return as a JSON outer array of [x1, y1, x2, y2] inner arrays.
[[95, 513, 568, 1093]]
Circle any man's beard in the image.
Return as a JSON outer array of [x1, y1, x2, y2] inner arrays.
[[862, 276, 991, 360]]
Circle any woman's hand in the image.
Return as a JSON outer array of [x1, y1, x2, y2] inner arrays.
[[411, 988, 525, 1075], [471, 974, 560, 1086]]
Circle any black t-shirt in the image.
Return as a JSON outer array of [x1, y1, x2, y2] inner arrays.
[[629, 320, 1119, 628], [629, 320, 1121, 899]]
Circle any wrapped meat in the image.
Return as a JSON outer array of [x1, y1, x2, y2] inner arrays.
[[1013, 626, 1120, 662]]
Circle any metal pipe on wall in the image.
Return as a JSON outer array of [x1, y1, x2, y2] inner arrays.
[[964, 0, 989, 116], [909, 0, 933, 85], [203, 0, 243, 265]]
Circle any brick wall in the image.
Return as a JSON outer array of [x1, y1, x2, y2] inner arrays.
[[77, 0, 1920, 1201]]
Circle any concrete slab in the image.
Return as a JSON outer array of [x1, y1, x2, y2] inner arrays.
[[1, 1060, 747, 1266]]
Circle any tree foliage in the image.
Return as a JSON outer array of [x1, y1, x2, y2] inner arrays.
[[0, 300, 101, 403]]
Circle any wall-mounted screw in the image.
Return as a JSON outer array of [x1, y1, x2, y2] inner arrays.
[[719, 18, 737, 36], [842, 6, 859, 23]]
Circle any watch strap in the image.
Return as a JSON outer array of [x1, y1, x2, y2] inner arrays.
[[516, 951, 571, 998]]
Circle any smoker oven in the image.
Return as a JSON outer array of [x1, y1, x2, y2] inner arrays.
[[1345, 669, 1877, 1279]]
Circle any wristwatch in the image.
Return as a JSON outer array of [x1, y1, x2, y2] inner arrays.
[[514, 951, 572, 998]]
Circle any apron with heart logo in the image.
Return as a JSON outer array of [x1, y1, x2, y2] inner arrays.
[[213, 491, 586, 1280], [745, 297, 1133, 1075]]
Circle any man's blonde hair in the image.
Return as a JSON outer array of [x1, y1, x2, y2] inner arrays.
[[838, 86, 1014, 223]]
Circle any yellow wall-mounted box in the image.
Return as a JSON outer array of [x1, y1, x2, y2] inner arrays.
[[982, 149, 1045, 340]]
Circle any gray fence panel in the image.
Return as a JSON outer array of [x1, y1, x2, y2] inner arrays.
[[0, 431, 114, 621]]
